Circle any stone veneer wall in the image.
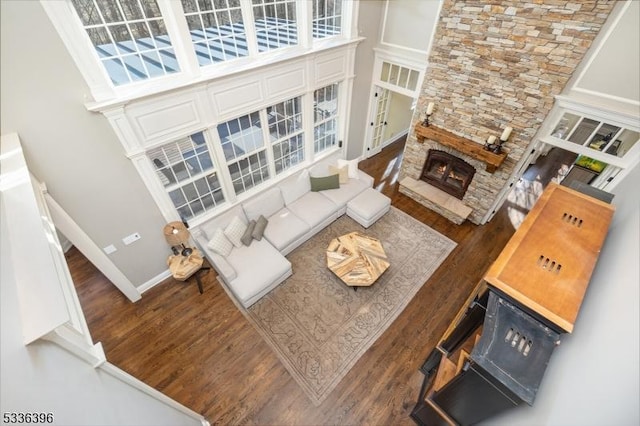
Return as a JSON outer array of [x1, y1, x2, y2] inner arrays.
[[401, 0, 614, 224]]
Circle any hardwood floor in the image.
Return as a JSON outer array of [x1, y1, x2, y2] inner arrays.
[[68, 138, 518, 425]]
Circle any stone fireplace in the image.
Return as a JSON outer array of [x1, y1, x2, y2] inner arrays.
[[398, 1, 614, 225], [420, 150, 475, 200]]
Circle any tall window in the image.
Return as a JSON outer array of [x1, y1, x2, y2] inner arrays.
[[217, 112, 271, 195], [252, 0, 298, 52], [71, 0, 179, 85], [313, 0, 342, 39], [267, 97, 304, 174], [314, 83, 339, 153], [148, 132, 225, 220], [181, 0, 248, 66]]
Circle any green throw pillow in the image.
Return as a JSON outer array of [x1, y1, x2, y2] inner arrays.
[[310, 174, 340, 192]]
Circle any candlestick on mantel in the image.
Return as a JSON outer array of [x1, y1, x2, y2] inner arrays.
[[500, 126, 513, 142], [487, 135, 497, 145], [426, 102, 435, 115]]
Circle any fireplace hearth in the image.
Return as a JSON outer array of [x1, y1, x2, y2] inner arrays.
[[420, 150, 475, 199]]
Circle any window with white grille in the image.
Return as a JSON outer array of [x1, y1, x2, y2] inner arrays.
[[267, 96, 305, 174], [217, 112, 271, 195], [148, 132, 225, 220], [314, 83, 339, 153], [380, 61, 420, 92], [70, 0, 179, 86], [181, 0, 248, 66], [313, 0, 343, 39], [252, 0, 298, 53]]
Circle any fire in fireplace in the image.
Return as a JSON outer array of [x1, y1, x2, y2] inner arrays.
[[420, 150, 476, 199]]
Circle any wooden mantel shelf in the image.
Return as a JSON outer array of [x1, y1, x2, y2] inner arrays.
[[415, 124, 507, 173]]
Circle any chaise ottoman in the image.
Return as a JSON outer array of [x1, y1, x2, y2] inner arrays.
[[346, 188, 391, 228]]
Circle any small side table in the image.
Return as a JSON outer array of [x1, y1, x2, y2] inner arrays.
[[167, 248, 210, 294]]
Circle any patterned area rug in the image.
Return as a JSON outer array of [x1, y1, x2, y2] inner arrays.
[[244, 207, 456, 405]]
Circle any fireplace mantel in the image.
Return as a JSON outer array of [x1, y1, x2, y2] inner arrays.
[[415, 124, 507, 173]]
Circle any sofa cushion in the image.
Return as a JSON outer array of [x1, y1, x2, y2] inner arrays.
[[226, 239, 291, 306], [279, 169, 311, 205], [224, 215, 246, 248], [310, 174, 340, 191], [200, 205, 248, 240], [287, 192, 339, 228], [328, 165, 349, 184], [252, 215, 268, 240], [207, 228, 233, 257], [338, 158, 360, 179], [263, 208, 310, 252], [243, 187, 285, 221], [241, 220, 256, 246], [319, 177, 370, 209]]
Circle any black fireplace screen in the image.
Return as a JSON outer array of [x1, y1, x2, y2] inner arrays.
[[420, 150, 475, 199]]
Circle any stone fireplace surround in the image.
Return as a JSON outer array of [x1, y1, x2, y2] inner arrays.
[[398, 0, 614, 225], [400, 130, 501, 225]]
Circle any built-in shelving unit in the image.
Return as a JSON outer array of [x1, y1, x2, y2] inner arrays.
[[415, 124, 507, 173]]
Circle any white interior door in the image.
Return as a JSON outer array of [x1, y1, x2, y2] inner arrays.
[[366, 87, 390, 157]]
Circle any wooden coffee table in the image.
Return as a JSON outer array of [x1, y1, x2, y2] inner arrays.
[[326, 232, 390, 288]]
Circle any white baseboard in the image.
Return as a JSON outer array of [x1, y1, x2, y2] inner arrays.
[[138, 269, 172, 294]]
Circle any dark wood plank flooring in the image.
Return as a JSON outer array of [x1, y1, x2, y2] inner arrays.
[[67, 138, 518, 425]]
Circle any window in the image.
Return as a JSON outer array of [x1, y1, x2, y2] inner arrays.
[[50, 0, 354, 100], [314, 83, 339, 153], [267, 97, 304, 174], [551, 112, 639, 159], [252, 0, 298, 52], [181, 0, 248, 66], [70, 0, 179, 86], [313, 0, 342, 39], [217, 112, 271, 195], [148, 132, 225, 220], [380, 61, 420, 91]]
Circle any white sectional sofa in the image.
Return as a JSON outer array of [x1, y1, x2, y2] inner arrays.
[[192, 152, 376, 308]]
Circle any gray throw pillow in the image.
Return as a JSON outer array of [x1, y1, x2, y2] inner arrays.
[[310, 174, 340, 192], [241, 220, 256, 246], [252, 215, 268, 240]]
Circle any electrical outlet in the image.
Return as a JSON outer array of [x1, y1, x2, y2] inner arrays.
[[122, 232, 141, 245], [103, 244, 117, 254]]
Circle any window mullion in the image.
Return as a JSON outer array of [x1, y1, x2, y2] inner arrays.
[[241, 1, 259, 57], [157, 0, 200, 79], [205, 128, 237, 204], [304, 92, 316, 162], [297, 0, 312, 48], [260, 109, 278, 178]]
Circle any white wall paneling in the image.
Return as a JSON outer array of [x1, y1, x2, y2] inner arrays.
[[265, 67, 306, 100], [209, 79, 264, 119], [125, 89, 209, 147], [570, 1, 640, 110], [380, 0, 442, 56], [102, 107, 143, 154], [314, 50, 347, 87]]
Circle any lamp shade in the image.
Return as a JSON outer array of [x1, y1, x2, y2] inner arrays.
[[163, 221, 190, 246]]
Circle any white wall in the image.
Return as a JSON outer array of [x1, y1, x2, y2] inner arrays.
[[381, 0, 441, 53], [347, 0, 385, 159], [0, 1, 169, 287], [383, 91, 414, 142], [0, 204, 203, 426], [572, 1, 640, 110], [484, 162, 640, 425]]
